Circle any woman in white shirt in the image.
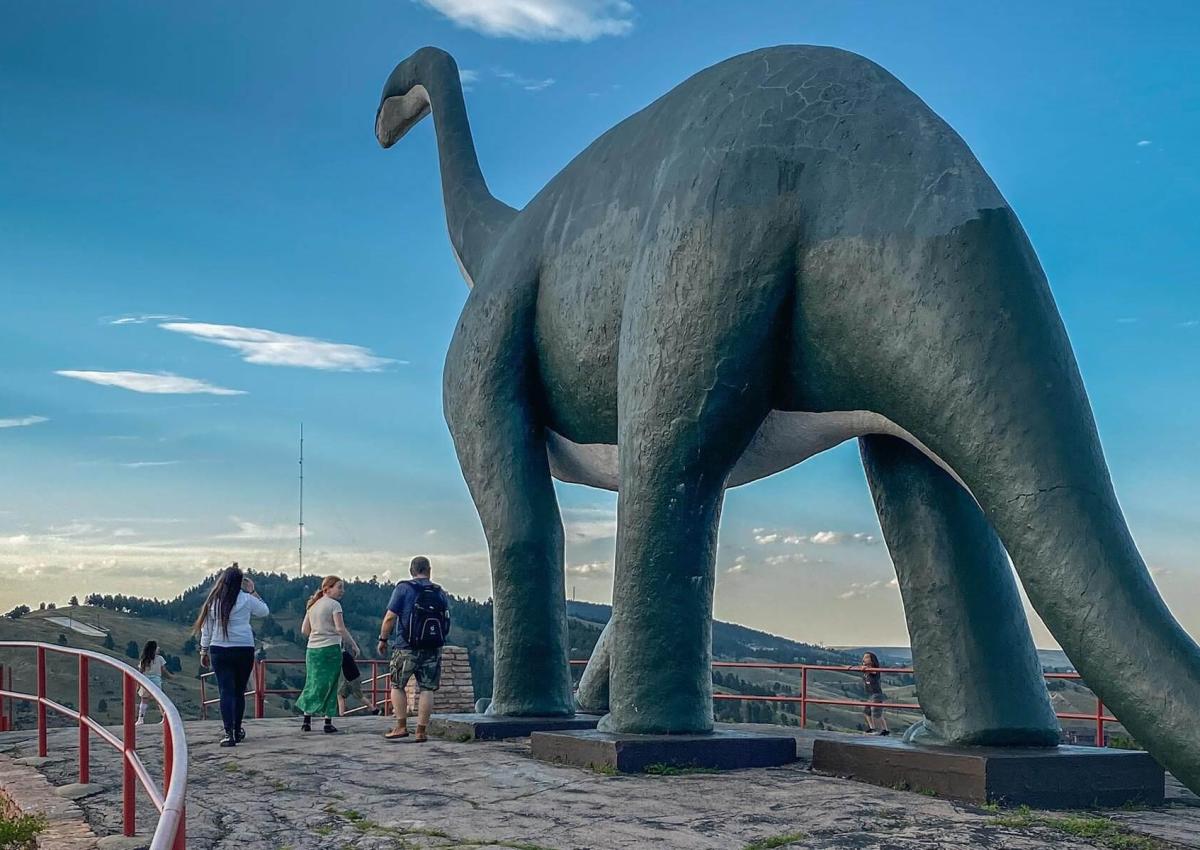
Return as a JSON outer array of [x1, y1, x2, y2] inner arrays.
[[296, 575, 359, 733], [135, 640, 173, 726], [194, 564, 270, 747]]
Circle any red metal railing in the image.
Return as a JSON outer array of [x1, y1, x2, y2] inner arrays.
[[200, 654, 1116, 747], [569, 660, 1116, 746], [199, 659, 395, 720], [0, 642, 187, 850]]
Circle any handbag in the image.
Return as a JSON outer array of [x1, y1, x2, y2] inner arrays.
[[341, 649, 360, 681]]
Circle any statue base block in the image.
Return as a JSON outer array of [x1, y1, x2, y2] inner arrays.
[[429, 713, 601, 741], [811, 736, 1164, 808], [530, 728, 797, 773]]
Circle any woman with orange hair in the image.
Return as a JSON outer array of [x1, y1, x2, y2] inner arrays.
[[296, 576, 360, 733]]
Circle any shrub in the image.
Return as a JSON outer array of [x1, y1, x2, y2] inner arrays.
[[0, 811, 48, 849]]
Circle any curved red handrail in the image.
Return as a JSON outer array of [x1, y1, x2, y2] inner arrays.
[[0, 642, 187, 850]]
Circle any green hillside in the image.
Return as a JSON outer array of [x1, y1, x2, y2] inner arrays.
[[0, 572, 929, 734]]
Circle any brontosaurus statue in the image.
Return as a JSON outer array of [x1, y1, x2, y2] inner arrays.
[[376, 45, 1200, 792]]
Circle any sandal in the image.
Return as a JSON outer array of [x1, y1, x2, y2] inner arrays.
[[384, 725, 409, 740], [414, 725, 428, 743]]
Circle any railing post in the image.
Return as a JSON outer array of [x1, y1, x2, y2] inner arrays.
[[255, 661, 265, 719], [78, 656, 90, 784], [122, 673, 136, 837], [1096, 696, 1105, 748], [173, 809, 186, 850], [6, 665, 12, 731], [199, 675, 206, 721], [0, 663, 6, 732], [36, 646, 47, 757], [800, 666, 808, 729]]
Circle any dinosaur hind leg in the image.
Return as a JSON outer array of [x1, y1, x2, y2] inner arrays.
[[860, 433, 1059, 746], [604, 240, 792, 734]]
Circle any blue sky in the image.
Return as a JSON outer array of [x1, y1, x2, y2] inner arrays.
[[2, 1, 1197, 647]]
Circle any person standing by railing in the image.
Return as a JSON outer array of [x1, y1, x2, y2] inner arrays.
[[296, 575, 359, 733], [195, 563, 269, 747], [135, 640, 173, 726], [859, 651, 890, 736]]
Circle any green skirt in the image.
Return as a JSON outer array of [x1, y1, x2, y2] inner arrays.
[[296, 644, 342, 718]]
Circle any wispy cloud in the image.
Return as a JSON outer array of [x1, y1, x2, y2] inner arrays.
[[566, 561, 610, 577], [216, 517, 301, 541], [160, 322, 398, 371], [416, 0, 634, 41], [493, 68, 556, 91], [1137, 140, 1153, 147], [754, 528, 878, 546], [56, 371, 245, 396], [459, 68, 480, 91], [562, 506, 616, 542], [119, 461, 181, 469], [0, 415, 49, 429], [110, 314, 187, 325], [724, 554, 749, 574], [839, 577, 899, 600]]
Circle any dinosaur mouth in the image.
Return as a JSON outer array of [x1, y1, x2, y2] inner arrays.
[[375, 86, 432, 148]]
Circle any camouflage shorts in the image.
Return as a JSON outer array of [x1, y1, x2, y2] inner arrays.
[[389, 648, 442, 692], [338, 676, 364, 700]]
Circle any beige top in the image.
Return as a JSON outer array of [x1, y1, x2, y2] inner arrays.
[[305, 596, 343, 650]]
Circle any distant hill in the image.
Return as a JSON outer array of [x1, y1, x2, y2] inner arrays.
[[834, 645, 1077, 672], [568, 600, 859, 666]]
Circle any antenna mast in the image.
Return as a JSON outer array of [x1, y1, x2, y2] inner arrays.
[[298, 423, 304, 578]]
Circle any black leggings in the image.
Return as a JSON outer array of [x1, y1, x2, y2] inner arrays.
[[210, 646, 255, 732]]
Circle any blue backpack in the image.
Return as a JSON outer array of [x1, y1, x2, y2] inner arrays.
[[405, 581, 449, 649]]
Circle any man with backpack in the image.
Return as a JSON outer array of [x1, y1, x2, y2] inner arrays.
[[377, 556, 450, 742]]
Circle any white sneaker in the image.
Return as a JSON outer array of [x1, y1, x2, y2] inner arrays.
[[134, 719, 145, 726]]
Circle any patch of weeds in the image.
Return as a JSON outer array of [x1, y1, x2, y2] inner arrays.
[[917, 788, 938, 797], [987, 808, 1166, 849], [744, 833, 807, 850], [222, 761, 240, 773], [0, 811, 47, 849], [454, 733, 473, 743], [314, 825, 333, 837], [643, 763, 719, 776], [979, 801, 1002, 813], [588, 762, 618, 776]]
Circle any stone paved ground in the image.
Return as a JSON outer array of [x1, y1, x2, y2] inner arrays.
[[2, 718, 1199, 849]]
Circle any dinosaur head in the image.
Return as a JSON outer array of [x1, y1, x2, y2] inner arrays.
[[376, 86, 431, 148], [375, 48, 446, 148]]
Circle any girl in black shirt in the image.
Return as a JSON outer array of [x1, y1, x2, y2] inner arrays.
[[860, 651, 890, 736]]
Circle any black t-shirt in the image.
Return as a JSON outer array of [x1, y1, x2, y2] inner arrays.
[[863, 671, 883, 696]]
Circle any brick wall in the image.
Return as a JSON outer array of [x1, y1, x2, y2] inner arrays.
[[404, 645, 475, 713]]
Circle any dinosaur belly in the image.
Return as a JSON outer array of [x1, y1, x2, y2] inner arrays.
[[546, 409, 966, 492]]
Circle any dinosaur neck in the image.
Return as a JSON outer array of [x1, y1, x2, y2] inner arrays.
[[417, 51, 516, 284]]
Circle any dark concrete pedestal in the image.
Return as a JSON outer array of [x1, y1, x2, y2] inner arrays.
[[812, 736, 1164, 808], [530, 728, 797, 773], [429, 713, 601, 741]]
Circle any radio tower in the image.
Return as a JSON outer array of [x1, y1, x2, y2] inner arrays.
[[298, 423, 304, 578]]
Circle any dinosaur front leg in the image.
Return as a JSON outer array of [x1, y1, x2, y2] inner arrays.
[[444, 281, 574, 717], [860, 434, 1060, 746]]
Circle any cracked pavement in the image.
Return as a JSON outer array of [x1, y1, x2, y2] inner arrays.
[[1, 719, 1198, 849]]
